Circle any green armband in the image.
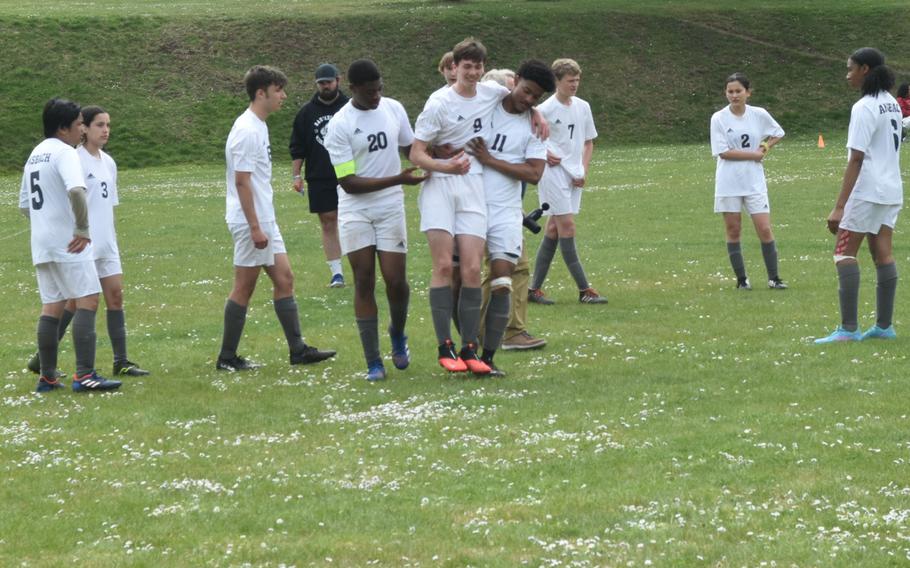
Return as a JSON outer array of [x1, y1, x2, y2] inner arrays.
[[333, 160, 356, 179]]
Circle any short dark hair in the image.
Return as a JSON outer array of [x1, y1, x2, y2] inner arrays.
[[516, 59, 556, 93], [725, 72, 750, 90], [243, 65, 288, 101], [898, 83, 910, 99], [348, 59, 382, 86], [452, 37, 487, 64], [43, 98, 81, 138], [850, 47, 895, 96]]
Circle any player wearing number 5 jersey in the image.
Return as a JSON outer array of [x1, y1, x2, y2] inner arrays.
[[710, 72, 786, 291], [19, 99, 121, 393], [815, 48, 903, 344], [323, 59, 427, 381], [528, 58, 606, 305]]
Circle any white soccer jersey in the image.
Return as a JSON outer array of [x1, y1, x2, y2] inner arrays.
[[538, 95, 597, 179], [78, 146, 120, 260], [847, 92, 903, 205], [19, 138, 92, 265], [323, 97, 415, 212], [225, 108, 275, 224], [710, 104, 785, 198], [413, 81, 509, 177], [482, 103, 546, 207]]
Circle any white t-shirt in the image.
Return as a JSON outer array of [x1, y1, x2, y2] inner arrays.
[[482, 103, 547, 208], [323, 97, 415, 212], [19, 138, 92, 265], [413, 81, 509, 177], [77, 146, 120, 260], [225, 108, 275, 224], [710, 105, 785, 197], [846, 92, 904, 205], [538, 95, 598, 179]]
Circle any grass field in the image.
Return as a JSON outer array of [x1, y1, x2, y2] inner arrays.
[[2, 138, 910, 566]]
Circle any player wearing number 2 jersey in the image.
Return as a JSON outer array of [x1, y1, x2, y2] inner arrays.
[[19, 98, 121, 393], [815, 48, 903, 344], [323, 59, 427, 381]]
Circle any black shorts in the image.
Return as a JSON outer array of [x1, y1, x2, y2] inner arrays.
[[306, 179, 339, 213]]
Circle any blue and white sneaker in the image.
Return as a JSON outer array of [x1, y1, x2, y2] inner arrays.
[[35, 374, 65, 393], [861, 324, 896, 340], [72, 371, 122, 392], [814, 327, 862, 344], [390, 332, 410, 370], [366, 359, 386, 382], [329, 273, 345, 288]]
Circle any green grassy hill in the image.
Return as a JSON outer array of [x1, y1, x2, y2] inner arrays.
[[1, 0, 908, 170]]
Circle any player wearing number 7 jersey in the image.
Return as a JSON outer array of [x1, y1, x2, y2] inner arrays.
[[322, 59, 428, 381], [815, 48, 903, 344]]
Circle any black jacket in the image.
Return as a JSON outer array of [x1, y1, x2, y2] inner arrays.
[[288, 91, 350, 183]]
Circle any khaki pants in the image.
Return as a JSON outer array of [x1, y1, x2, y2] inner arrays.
[[479, 238, 530, 347]]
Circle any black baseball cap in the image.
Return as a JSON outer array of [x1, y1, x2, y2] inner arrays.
[[315, 63, 340, 82]]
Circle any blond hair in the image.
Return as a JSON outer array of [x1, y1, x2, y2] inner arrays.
[[551, 58, 581, 80], [481, 68, 515, 88]]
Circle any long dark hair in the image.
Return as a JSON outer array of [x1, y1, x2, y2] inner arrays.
[[898, 83, 910, 99], [850, 47, 895, 96]]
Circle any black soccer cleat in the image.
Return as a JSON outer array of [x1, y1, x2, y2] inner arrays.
[[290, 345, 336, 365], [768, 277, 788, 290], [216, 355, 262, 372], [736, 277, 752, 291], [27, 351, 40, 374], [114, 360, 151, 377]]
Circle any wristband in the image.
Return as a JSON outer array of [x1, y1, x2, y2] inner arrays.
[[293, 175, 302, 180]]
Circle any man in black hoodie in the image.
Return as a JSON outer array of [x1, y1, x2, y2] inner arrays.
[[289, 63, 350, 288]]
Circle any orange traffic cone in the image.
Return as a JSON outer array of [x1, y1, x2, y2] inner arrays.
[[818, 133, 826, 148]]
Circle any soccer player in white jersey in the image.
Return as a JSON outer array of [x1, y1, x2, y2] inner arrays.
[[217, 66, 336, 371], [709, 73, 787, 291], [323, 59, 428, 381], [815, 48, 903, 343], [528, 58, 606, 305], [466, 59, 555, 376], [19, 98, 121, 392], [26, 106, 150, 379]]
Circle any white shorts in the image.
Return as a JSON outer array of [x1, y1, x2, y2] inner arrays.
[[418, 174, 487, 238], [95, 257, 123, 279], [538, 166, 582, 216], [229, 221, 287, 267], [840, 198, 901, 234], [339, 204, 408, 255], [714, 194, 770, 215], [486, 206, 523, 263], [35, 261, 101, 304]]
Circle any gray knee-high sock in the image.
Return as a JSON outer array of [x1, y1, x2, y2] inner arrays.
[[72, 309, 97, 376], [837, 263, 861, 332], [429, 286, 453, 344], [458, 286, 483, 348], [875, 262, 898, 328], [219, 299, 248, 359], [107, 309, 128, 364], [481, 292, 511, 356], [57, 309, 75, 340], [274, 296, 306, 354], [531, 236, 558, 290], [761, 240, 779, 281], [37, 315, 60, 377], [559, 237, 590, 290], [388, 292, 409, 338], [727, 242, 746, 280], [357, 316, 381, 365]]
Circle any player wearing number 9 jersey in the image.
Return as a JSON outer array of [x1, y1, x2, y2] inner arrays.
[[815, 48, 903, 344], [19, 98, 121, 393], [710, 72, 786, 291], [322, 59, 427, 381]]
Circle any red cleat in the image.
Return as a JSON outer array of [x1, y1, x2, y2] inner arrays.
[[459, 343, 491, 375], [438, 339, 467, 372]]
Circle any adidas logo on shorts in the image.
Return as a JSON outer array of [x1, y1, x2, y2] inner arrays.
[[354, 128, 363, 134]]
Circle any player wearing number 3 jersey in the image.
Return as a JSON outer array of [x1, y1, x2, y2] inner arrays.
[[815, 48, 903, 344]]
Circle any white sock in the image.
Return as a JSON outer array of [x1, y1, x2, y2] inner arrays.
[[328, 259, 342, 276]]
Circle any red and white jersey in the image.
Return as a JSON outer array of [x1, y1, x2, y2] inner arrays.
[[538, 95, 597, 179], [19, 137, 91, 265], [414, 81, 509, 177], [710, 104, 785, 197], [847, 92, 903, 205], [482, 102, 546, 208], [225, 108, 275, 224], [323, 97, 414, 212], [78, 146, 120, 260]]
